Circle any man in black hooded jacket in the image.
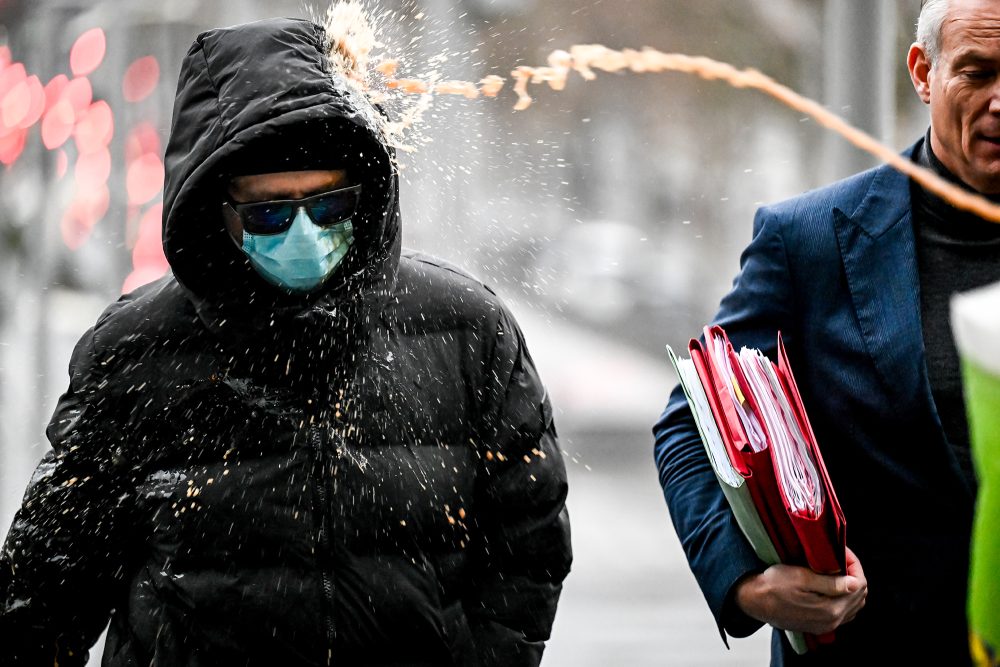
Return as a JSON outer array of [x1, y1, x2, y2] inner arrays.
[[0, 17, 571, 667]]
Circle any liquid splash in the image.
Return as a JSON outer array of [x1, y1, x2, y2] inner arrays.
[[318, 1, 377, 88], [318, 1, 1000, 224]]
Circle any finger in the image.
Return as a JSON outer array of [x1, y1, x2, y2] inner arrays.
[[845, 546, 866, 581], [844, 593, 867, 621], [834, 595, 867, 626], [844, 591, 867, 616], [806, 573, 859, 597]]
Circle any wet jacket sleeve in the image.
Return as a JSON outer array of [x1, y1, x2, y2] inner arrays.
[[468, 306, 572, 667], [652, 206, 794, 642], [1, 318, 138, 666]]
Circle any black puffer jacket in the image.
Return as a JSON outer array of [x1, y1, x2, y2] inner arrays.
[[1, 18, 571, 667]]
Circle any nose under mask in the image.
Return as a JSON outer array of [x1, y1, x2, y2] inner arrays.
[[241, 207, 354, 292]]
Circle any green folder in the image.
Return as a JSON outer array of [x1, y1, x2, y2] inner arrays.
[[668, 345, 807, 655], [951, 284, 1000, 667]]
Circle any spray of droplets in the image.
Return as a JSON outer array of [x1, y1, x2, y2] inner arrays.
[[319, 1, 377, 88], [312, 1, 1000, 224]]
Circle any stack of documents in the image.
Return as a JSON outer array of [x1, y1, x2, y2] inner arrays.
[[668, 325, 847, 653]]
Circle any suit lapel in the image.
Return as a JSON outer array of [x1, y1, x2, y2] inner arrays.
[[833, 162, 935, 415]]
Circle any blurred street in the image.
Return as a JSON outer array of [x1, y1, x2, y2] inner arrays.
[[546, 432, 771, 666], [513, 304, 771, 666]]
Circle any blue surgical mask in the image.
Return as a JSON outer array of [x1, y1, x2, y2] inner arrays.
[[241, 207, 354, 292]]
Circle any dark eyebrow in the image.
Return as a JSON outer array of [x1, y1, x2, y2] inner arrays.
[[951, 51, 995, 68], [228, 174, 352, 203], [233, 187, 324, 204]]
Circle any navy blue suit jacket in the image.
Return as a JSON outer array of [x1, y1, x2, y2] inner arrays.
[[654, 142, 976, 665]]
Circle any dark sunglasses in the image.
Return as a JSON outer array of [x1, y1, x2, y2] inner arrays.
[[224, 184, 362, 236]]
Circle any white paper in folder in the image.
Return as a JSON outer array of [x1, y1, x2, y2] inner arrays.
[[737, 347, 825, 518], [672, 354, 744, 488]]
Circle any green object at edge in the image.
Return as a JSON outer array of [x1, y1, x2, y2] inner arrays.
[[963, 359, 1000, 667]]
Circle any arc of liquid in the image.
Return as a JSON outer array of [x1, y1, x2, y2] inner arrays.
[[374, 44, 1000, 224]]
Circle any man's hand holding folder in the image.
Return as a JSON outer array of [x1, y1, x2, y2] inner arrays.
[[668, 325, 865, 653], [732, 545, 867, 636]]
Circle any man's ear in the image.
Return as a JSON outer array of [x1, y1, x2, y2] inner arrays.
[[908, 42, 933, 104]]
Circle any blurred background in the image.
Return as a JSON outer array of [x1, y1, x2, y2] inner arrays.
[[0, 0, 929, 664]]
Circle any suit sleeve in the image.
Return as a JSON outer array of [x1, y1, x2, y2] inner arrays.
[[1, 316, 139, 666], [468, 305, 572, 667], [652, 206, 795, 642]]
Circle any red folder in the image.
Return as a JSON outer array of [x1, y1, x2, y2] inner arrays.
[[689, 326, 847, 650], [774, 333, 847, 576], [690, 333, 804, 565]]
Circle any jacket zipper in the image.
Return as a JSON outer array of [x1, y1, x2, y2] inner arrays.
[[311, 426, 336, 664]]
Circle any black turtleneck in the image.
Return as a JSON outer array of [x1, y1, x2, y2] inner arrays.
[[910, 131, 1000, 488]]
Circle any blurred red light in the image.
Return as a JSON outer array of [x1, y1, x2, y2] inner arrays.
[[0, 62, 26, 136], [123, 56, 160, 103], [123, 203, 168, 293], [70, 28, 106, 77], [74, 100, 114, 154], [126, 122, 161, 162], [19, 76, 45, 128], [41, 100, 75, 149], [43, 74, 69, 113], [133, 204, 167, 266], [61, 184, 110, 250], [0, 62, 26, 99], [127, 153, 164, 205], [1, 78, 31, 127], [75, 146, 111, 189], [55, 149, 69, 179], [0, 126, 26, 165], [62, 76, 93, 113]]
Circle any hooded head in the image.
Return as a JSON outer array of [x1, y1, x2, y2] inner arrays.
[[162, 17, 400, 319]]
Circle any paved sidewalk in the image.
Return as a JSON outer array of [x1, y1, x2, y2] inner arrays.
[[544, 431, 772, 666]]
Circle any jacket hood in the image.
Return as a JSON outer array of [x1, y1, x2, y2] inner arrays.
[[162, 17, 400, 316]]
